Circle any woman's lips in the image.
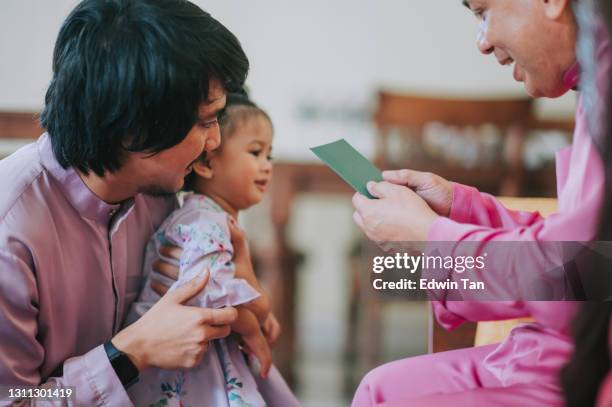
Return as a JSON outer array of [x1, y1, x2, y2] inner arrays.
[[513, 64, 524, 82]]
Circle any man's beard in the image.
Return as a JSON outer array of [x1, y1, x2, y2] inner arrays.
[[138, 184, 179, 197]]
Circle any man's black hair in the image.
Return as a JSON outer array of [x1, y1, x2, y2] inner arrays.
[[40, 0, 249, 176]]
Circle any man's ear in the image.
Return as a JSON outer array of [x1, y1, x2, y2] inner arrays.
[[542, 0, 571, 20], [193, 159, 214, 180]]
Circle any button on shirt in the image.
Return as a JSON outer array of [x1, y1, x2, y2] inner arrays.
[[0, 134, 176, 406]]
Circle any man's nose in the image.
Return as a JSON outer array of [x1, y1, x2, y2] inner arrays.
[[206, 128, 221, 151], [477, 21, 494, 55]]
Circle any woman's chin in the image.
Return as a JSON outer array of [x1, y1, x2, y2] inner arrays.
[[524, 74, 570, 99]]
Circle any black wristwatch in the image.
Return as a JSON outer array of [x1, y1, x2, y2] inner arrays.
[[104, 340, 139, 388]]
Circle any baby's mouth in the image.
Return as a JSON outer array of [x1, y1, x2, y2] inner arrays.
[[254, 179, 268, 190]]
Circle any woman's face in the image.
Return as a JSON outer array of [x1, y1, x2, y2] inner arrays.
[[465, 0, 577, 98]]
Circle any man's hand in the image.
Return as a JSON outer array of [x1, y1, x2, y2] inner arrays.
[[150, 245, 181, 296], [352, 181, 439, 244], [382, 169, 453, 217], [113, 272, 237, 371]]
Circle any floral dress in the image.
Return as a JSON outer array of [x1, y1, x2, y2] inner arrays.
[[125, 194, 299, 407]]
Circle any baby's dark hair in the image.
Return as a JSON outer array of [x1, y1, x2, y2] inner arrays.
[[183, 91, 272, 191], [219, 92, 273, 143]]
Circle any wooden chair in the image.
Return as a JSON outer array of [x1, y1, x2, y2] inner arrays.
[[374, 91, 534, 196], [429, 197, 558, 351], [473, 197, 557, 346], [344, 93, 537, 393], [0, 111, 43, 139]]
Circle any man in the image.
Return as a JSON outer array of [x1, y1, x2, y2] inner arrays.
[[0, 0, 249, 405], [352, 0, 610, 405]]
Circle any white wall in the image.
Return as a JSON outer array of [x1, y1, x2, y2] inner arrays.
[[0, 0, 576, 158]]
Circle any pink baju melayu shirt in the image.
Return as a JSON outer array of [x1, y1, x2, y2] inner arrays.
[[352, 18, 612, 407], [0, 134, 175, 406]]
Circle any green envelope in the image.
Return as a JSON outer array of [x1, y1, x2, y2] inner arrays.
[[310, 139, 383, 199]]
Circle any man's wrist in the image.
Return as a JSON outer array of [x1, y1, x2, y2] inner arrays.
[[111, 328, 148, 371], [104, 340, 140, 388]]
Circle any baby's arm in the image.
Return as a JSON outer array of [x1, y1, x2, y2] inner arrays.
[[228, 218, 270, 323], [162, 209, 261, 310], [232, 307, 272, 378]]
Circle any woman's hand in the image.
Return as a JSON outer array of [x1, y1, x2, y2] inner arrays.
[[352, 181, 440, 243], [382, 169, 453, 217]]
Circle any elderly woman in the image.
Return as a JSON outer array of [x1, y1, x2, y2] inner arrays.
[[352, 0, 612, 406]]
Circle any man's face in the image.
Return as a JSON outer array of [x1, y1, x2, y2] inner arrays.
[[123, 79, 226, 196], [464, 0, 577, 98]]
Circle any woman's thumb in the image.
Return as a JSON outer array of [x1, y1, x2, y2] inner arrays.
[[383, 169, 420, 187], [367, 181, 398, 198]]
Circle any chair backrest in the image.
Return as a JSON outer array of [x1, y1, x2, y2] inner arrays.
[[429, 197, 558, 353], [374, 91, 534, 131], [373, 90, 534, 195], [0, 111, 43, 139], [472, 197, 557, 346]]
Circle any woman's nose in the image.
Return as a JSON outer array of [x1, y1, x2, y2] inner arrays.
[[477, 21, 494, 55]]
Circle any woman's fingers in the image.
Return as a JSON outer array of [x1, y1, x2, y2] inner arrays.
[[382, 169, 424, 187]]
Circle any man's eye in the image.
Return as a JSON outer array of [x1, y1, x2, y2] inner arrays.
[[199, 119, 218, 129], [473, 9, 485, 20]]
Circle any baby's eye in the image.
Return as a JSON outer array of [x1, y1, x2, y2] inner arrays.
[[249, 150, 261, 157], [473, 8, 485, 20], [267, 154, 274, 161]]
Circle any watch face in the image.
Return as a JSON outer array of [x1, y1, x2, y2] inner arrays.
[[113, 353, 140, 387], [105, 342, 139, 387]]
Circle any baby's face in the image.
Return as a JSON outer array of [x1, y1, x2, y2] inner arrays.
[[209, 115, 273, 210]]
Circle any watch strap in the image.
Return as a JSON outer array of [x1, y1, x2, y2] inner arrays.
[[104, 340, 139, 388]]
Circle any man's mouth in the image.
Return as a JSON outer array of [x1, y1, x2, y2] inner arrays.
[[186, 152, 206, 173]]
